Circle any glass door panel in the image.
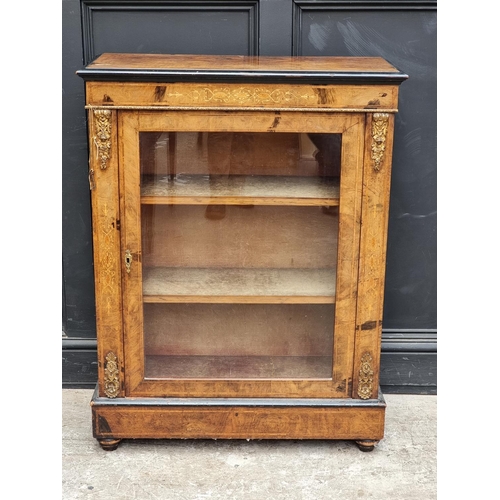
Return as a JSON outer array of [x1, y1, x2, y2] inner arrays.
[[139, 132, 341, 380]]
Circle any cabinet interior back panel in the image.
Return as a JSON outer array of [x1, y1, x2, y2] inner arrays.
[[141, 205, 338, 269]]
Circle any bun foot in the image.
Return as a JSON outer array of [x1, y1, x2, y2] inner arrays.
[[98, 438, 122, 451], [355, 440, 378, 452]]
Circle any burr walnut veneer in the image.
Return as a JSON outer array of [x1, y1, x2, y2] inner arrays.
[[78, 54, 407, 451]]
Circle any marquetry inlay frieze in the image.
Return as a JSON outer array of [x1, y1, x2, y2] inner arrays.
[[150, 84, 333, 108], [187, 86, 318, 105]]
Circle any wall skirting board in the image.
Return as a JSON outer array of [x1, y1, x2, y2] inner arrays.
[[62, 331, 436, 394]]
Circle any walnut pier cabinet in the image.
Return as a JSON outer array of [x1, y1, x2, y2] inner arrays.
[[77, 54, 407, 451]]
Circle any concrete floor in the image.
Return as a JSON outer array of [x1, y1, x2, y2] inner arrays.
[[62, 389, 436, 499]]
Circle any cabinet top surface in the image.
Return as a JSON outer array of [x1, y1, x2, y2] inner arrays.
[[78, 53, 408, 84]]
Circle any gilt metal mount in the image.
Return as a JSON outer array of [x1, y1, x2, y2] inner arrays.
[[358, 352, 374, 399], [103, 351, 120, 398], [371, 113, 389, 172], [94, 109, 112, 170]]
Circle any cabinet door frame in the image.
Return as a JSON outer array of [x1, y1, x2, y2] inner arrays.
[[119, 110, 365, 398]]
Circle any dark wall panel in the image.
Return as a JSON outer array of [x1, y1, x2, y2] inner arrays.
[[293, 2, 437, 330], [259, 0, 293, 55], [82, 1, 259, 62], [62, 0, 96, 338], [62, 348, 99, 388]]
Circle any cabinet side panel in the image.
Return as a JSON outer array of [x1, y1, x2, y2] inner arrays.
[[353, 113, 395, 399], [88, 108, 124, 398]]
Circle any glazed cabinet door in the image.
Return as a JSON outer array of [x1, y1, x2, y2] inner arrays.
[[120, 110, 365, 398]]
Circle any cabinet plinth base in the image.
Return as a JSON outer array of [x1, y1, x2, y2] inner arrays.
[[91, 387, 385, 451]]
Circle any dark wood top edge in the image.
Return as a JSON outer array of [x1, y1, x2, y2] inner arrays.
[[77, 54, 408, 84], [77, 68, 408, 85]]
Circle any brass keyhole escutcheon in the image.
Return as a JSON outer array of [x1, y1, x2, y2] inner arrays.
[[125, 249, 132, 274]]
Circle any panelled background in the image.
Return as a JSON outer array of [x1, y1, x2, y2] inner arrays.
[[62, 0, 436, 393]]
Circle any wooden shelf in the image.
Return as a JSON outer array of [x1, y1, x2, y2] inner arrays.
[[141, 175, 340, 206], [145, 355, 333, 379], [142, 267, 336, 303]]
